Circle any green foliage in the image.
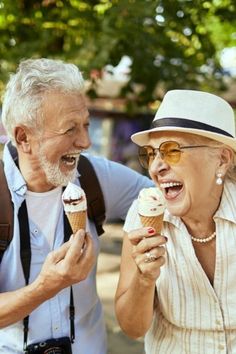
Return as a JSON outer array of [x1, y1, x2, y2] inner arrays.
[[0, 0, 235, 108]]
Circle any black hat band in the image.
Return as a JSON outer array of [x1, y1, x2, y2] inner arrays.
[[151, 117, 234, 138]]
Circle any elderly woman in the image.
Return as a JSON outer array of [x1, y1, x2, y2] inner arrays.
[[115, 89, 236, 354]]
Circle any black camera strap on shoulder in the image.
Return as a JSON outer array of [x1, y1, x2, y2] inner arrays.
[[19, 201, 75, 351], [18, 200, 31, 351]]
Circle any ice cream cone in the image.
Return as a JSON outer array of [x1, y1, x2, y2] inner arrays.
[[66, 210, 87, 234], [62, 182, 87, 234], [140, 213, 164, 233], [138, 187, 166, 233]]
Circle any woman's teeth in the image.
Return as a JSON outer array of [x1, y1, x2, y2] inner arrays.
[[160, 182, 182, 189]]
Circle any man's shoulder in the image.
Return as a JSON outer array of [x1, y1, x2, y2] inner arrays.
[[1, 143, 26, 200], [82, 153, 153, 189], [81, 153, 130, 174], [81, 152, 108, 165]]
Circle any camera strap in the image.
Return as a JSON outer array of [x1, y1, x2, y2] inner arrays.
[[64, 210, 75, 343], [18, 200, 75, 351]]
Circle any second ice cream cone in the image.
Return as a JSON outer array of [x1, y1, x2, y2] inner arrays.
[[140, 214, 164, 233], [138, 187, 166, 233]]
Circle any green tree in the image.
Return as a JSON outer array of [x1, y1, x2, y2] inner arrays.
[[0, 0, 235, 108]]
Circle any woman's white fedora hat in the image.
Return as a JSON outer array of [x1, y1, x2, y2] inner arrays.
[[131, 89, 236, 151]]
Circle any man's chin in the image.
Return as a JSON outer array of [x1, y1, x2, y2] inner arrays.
[[44, 167, 77, 187], [39, 149, 78, 187], [57, 170, 77, 187]]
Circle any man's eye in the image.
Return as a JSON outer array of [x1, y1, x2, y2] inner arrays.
[[65, 127, 76, 134]]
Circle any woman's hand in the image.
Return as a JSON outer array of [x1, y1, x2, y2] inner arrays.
[[128, 227, 167, 281], [115, 228, 167, 338]]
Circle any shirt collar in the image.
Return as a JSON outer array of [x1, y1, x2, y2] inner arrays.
[[3, 142, 27, 197], [164, 209, 183, 230], [214, 179, 236, 224]]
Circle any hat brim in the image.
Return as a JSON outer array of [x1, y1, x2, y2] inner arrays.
[[131, 126, 236, 152]]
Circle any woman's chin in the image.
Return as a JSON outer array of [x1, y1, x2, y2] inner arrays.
[[166, 202, 188, 217]]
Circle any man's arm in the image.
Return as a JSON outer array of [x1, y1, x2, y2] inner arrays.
[[0, 231, 95, 328]]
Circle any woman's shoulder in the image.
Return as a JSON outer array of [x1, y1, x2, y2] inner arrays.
[[215, 179, 236, 222], [224, 178, 236, 200]]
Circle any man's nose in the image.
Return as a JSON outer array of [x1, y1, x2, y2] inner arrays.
[[74, 130, 91, 150]]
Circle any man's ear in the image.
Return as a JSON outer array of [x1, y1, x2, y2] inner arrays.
[[14, 125, 31, 153]]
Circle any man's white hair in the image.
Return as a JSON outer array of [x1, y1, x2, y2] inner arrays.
[[1, 58, 85, 144]]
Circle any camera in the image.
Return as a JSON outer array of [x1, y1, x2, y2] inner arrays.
[[25, 336, 72, 354]]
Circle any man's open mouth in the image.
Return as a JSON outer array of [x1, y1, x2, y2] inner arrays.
[[61, 153, 80, 166]]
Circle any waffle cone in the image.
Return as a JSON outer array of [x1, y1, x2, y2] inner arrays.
[[140, 214, 164, 233], [66, 211, 87, 234]]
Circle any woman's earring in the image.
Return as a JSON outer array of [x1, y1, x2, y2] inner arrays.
[[216, 171, 223, 185]]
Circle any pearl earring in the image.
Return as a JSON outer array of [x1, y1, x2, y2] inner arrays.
[[216, 171, 223, 185]]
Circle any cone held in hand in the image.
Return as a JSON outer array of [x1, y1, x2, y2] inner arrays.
[[138, 187, 166, 234], [67, 211, 87, 234], [140, 214, 164, 233], [62, 182, 87, 234]]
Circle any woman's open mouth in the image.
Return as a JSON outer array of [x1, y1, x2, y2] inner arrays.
[[160, 182, 183, 199]]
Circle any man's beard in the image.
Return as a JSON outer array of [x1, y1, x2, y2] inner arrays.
[[39, 149, 78, 187]]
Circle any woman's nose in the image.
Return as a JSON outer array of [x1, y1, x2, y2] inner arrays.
[[149, 153, 169, 175]]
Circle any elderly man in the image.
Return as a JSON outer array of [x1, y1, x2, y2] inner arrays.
[[0, 58, 153, 354]]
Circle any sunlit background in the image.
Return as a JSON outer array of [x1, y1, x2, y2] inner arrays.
[[0, 0, 236, 169]]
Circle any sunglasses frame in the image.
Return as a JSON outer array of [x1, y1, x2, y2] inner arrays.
[[138, 141, 210, 169]]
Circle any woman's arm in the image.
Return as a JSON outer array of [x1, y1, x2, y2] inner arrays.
[[115, 227, 167, 338]]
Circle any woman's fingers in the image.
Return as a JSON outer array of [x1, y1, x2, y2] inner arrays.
[[128, 227, 158, 245], [134, 245, 166, 265], [128, 227, 168, 281], [136, 234, 167, 253]]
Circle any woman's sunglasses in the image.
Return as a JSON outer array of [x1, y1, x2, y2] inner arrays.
[[138, 141, 209, 169]]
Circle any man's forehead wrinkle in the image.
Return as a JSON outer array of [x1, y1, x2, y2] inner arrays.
[[43, 98, 88, 117]]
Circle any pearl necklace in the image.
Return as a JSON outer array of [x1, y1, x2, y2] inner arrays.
[[191, 231, 216, 244]]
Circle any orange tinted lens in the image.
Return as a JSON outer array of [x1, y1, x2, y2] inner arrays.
[[160, 141, 181, 164], [138, 146, 154, 169], [138, 146, 149, 169], [146, 146, 156, 166]]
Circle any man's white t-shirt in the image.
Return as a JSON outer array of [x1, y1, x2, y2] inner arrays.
[[26, 187, 62, 250]]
